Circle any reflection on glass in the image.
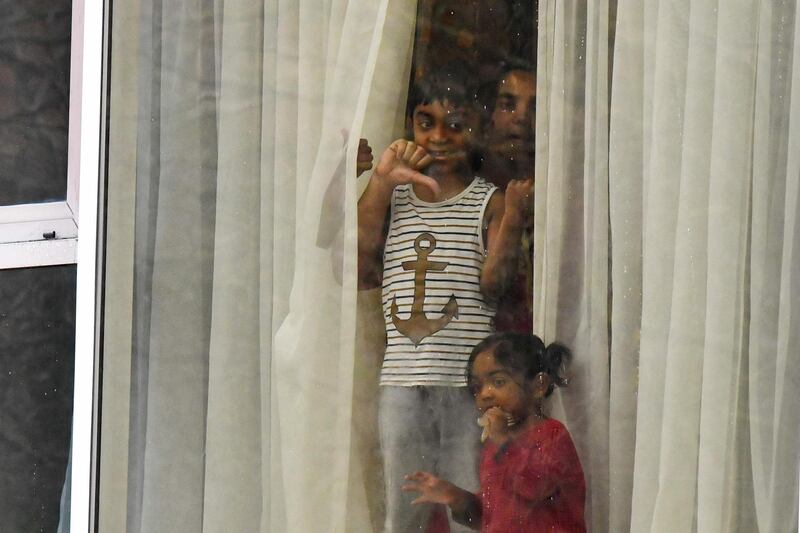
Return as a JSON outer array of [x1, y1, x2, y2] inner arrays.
[[0, 0, 71, 206], [0, 265, 75, 531]]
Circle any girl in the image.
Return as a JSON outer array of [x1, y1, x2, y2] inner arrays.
[[403, 332, 586, 532]]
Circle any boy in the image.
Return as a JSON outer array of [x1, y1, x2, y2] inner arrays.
[[481, 61, 536, 190], [480, 60, 536, 333], [357, 63, 530, 532]]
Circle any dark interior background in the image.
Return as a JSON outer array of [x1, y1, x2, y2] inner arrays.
[[0, 265, 75, 533], [0, 0, 72, 206], [0, 1, 75, 531], [411, 0, 537, 83]]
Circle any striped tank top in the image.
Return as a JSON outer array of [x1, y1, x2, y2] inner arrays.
[[380, 177, 498, 387]]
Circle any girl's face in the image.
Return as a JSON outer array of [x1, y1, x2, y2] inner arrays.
[[468, 349, 533, 422]]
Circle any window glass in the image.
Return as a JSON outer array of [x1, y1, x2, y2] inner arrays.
[[0, 265, 75, 532], [96, 1, 800, 532], [0, 0, 71, 206]]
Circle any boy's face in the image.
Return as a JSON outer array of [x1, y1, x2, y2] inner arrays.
[[412, 100, 477, 175], [489, 70, 536, 163]]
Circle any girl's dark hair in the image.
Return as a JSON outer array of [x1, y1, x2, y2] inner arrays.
[[466, 332, 570, 397], [406, 61, 479, 119]]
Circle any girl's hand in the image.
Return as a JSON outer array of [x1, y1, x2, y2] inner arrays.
[[374, 139, 438, 195], [402, 471, 460, 506], [502, 178, 534, 228], [478, 407, 514, 444]]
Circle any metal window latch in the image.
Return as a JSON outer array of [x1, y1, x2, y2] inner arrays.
[[42, 231, 57, 240]]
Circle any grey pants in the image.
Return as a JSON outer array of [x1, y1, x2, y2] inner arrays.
[[379, 386, 481, 533]]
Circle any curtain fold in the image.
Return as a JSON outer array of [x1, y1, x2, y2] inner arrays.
[[749, 2, 800, 531], [202, 0, 265, 530], [130, 2, 218, 531], [693, 2, 758, 531], [534, 2, 611, 532], [607, 2, 643, 532]]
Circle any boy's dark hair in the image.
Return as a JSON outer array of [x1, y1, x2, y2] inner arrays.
[[498, 56, 536, 80], [406, 61, 480, 119], [480, 56, 536, 114], [466, 332, 570, 397]]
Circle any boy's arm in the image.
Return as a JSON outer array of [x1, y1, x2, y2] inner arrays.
[[357, 177, 395, 289], [480, 179, 532, 303], [357, 140, 437, 289], [402, 471, 482, 530]]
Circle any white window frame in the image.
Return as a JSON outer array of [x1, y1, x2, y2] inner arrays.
[[0, 0, 105, 531], [0, 0, 90, 270], [71, 0, 105, 530]]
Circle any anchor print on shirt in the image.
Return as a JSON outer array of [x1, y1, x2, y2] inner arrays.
[[390, 232, 459, 345]]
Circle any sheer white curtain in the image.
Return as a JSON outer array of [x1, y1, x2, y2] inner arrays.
[[99, 0, 416, 531], [537, 1, 799, 532], [534, 1, 611, 532]]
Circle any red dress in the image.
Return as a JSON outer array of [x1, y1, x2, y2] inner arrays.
[[479, 419, 586, 533]]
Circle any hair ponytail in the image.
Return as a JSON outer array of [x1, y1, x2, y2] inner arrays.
[[542, 342, 571, 393]]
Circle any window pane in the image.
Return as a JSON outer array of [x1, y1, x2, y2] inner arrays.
[[0, 0, 71, 206], [97, 1, 800, 531], [0, 265, 75, 531]]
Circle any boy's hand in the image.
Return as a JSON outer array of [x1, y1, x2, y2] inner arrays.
[[357, 138, 374, 177], [503, 178, 534, 228], [402, 471, 460, 506], [478, 406, 514, 444], [374, 139, 439, 195]]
